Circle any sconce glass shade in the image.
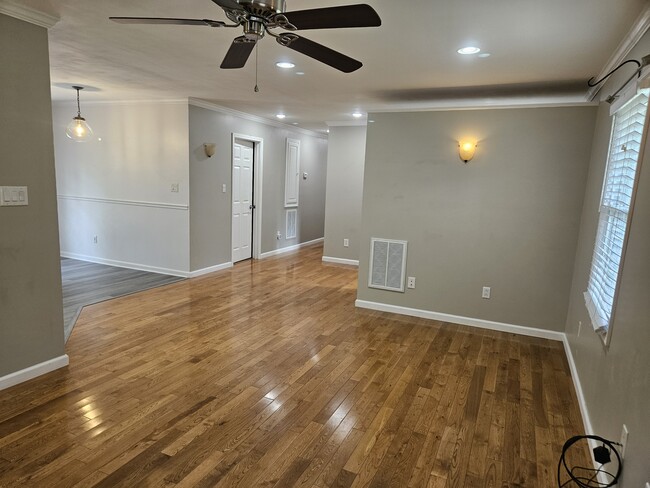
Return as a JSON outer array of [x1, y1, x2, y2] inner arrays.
[[66, 116, 94, 141], [459, 141, 476, 162], [204, 143, 216, 158]]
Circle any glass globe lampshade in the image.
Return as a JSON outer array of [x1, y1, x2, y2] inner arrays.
[[66, 86, 94, 142], [66, 116, 93, 141]]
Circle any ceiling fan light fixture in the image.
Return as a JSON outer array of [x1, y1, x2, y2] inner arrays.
[[65, 86, 94, 142], [276, 61, 295, 69], [457, 46, 481, 55]]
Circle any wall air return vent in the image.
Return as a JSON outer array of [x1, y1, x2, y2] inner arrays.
[[368, 238, 407, 292], [286, 209, 297, 239]]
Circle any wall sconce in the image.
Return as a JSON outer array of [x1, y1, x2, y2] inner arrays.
[[458, 141, 477, 163], [203, 143, 216, 158]]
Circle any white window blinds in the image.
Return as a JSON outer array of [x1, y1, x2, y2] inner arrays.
[[584, 90, 648, 335]]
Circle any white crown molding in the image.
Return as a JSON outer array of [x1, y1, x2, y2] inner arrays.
[[52, 98, 188, 106], [0, 0, 59, 28], [189, 98, 327, 139], [586, 4, 650, 101], [326, 120, 368, 127]]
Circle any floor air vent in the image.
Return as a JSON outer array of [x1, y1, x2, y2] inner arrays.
[[368, 238, 407, 292]]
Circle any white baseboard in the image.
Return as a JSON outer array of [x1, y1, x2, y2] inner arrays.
[[189, 262, 233, 278], [260, 237, 324, 259], [354, 299, 566, 342], [0, 355, 69, 391], [561, 336, 594, 436], [322, 256, 359, 266], [60, 252, 188, 278]]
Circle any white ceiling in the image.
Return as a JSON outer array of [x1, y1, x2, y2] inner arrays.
[[16, 0, 649, 132]]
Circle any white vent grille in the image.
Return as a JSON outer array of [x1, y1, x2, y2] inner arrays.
[[368, 238, 407, 292], [286, 209, 297, 239]]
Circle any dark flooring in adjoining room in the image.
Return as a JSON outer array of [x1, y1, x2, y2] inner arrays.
[[61, 257, 184, 341]]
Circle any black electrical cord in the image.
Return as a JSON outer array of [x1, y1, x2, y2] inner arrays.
[[587, 59, 642, 87], [557, 435, 622, 487]]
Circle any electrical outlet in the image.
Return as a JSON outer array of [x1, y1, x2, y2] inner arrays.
[[276, 231, 281, 240], [578, 320, 582, 337], [343, 238, 349, 247], [407, 277, 416, 289], [93, 235, 98, 244], [482, 286, 491, 299], [171, 183, 179, 193], [620, 424, 628, 459]]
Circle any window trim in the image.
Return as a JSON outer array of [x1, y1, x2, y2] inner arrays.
[[585, 90, 649, 347]]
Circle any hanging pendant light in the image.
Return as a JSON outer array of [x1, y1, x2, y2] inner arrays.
[[65, 86, 93, 142]]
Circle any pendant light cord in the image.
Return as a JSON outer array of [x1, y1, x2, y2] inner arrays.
[[76, 88, 81, 117]]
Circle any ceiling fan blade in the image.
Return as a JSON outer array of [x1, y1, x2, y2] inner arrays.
[[279, 34, 362, 73], [279, 4, 381, 30], [110, 17, 226, 27], [212, 0, 245, 11], [221, 37, 256, 69]]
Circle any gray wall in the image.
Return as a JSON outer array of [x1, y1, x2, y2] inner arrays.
[[189, 105, 327, 271], [357, 106, 597, 331], [323, 125, 367, 262], [564, 30, 650, 487], [0, 14, 65, 376]]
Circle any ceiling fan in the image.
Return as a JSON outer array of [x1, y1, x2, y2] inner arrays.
[[110, 0, 381, 73]]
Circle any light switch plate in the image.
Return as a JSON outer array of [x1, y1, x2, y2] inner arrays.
[[0, 186, 28, 206]]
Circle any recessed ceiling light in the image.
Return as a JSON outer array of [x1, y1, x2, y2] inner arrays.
[[276, 114, 286, 119], [352, 112, 364, 118], [478, 52, 491, 58], [368, 120, 375, 123], [295, 71, 305, 76], [457, 46, 481, 55], [292, 122, 298, 125], [276, 61, 295, 69]]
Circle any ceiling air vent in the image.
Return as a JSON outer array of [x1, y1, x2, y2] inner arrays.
[[368, 238, 407, 292]]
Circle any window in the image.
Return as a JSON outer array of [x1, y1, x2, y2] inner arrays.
[[584, 90, 648, 341]]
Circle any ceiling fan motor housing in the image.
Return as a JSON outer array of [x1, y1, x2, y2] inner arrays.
[[236, 0, 286, 17]]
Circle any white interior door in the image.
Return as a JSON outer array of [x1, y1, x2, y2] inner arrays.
[[232, 140, 254, 263]]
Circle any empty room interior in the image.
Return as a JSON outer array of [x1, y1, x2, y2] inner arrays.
[[1, 0, 649, 486]]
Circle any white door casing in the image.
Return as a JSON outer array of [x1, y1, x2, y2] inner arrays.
[[232, 140, 254, 262]]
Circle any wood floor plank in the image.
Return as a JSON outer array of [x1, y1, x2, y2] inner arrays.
[[0, 244, 589, 487]]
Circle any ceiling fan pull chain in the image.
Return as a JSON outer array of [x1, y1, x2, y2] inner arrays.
[[254, 43, 260, 92]]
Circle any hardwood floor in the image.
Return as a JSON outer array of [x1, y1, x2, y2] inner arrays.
[[61, 258, 184, 341], [0, 244, 589, 487]]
